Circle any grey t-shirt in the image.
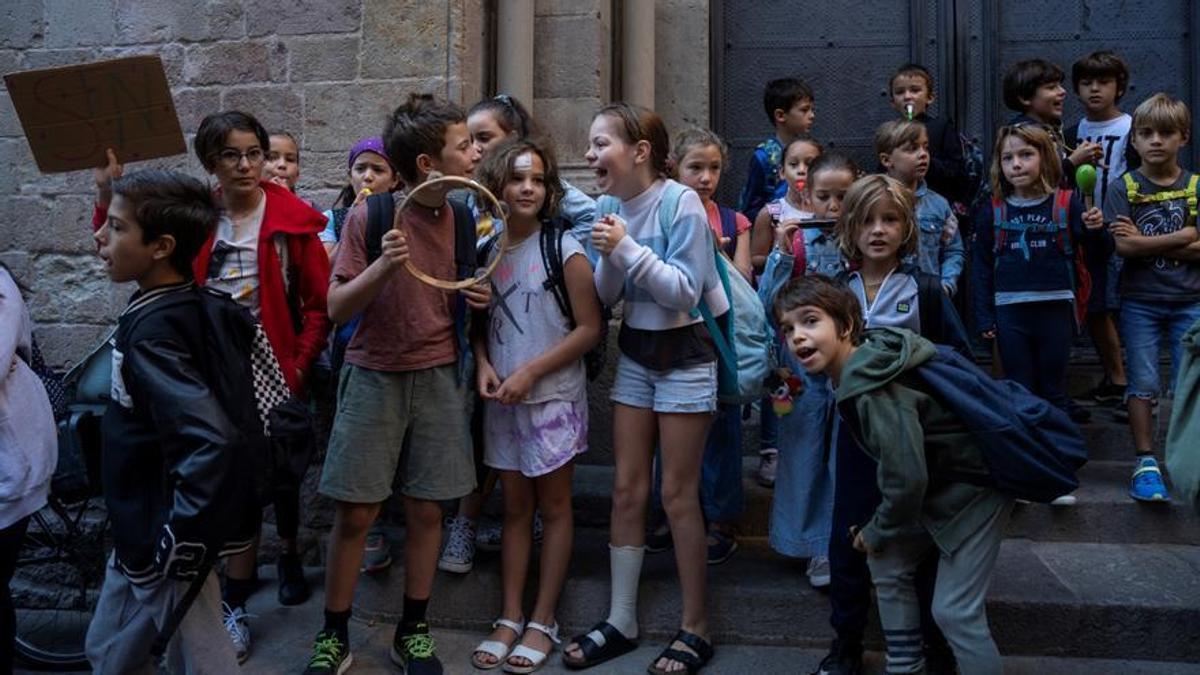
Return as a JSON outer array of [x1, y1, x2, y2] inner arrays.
[[1103, 170, 1200, 301], [484, 229, 589, 403]]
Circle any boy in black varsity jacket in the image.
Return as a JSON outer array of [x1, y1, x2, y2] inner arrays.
[[86, 170, 261, 674]]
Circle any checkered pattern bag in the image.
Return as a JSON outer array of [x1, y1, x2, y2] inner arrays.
[[249, 324, 290, 436]]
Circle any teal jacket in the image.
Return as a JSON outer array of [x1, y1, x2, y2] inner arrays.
[[1166, 317, 1200, 511], [836, 327, 1010, 555]]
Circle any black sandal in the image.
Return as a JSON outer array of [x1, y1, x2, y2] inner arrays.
[[562, 621, 638, 670], [646, 630, 713, 674]]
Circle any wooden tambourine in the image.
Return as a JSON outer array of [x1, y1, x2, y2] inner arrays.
[[394, 174, 507, 290]]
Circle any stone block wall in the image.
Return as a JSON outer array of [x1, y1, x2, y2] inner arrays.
[[0, 0, 486, 368]]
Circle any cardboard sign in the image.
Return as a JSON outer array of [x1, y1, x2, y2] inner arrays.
[[4, 55, 185, 173]]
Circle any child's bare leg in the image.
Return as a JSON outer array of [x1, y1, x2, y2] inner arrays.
[[474, 471, 533, 667], [507, 463, 575, 667], [1129, 396, 1155, 452], [655, 411, 714, 672], [324, 501, 382, 611], [403, 496, 444, 602]]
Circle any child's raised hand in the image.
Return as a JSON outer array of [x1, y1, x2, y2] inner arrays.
[[92, 148, 124, 208], [494, 367, 535, 405], [774, 220, 801, 251], [460, 279, 492, 310], [379, 228, 410, 269], [477, 359, 502, 399], [591, 214, 627, 256], [1068, 140, 1103, 167], [1082, 207, 1105, 230], [1109, 215, 1138, 239]]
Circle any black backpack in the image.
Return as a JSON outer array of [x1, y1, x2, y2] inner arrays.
[[479, 219, 610, 380]]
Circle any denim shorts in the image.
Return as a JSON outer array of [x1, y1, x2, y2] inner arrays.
[[610, 354, 718, 414], [1119, 298, 1200, 399]]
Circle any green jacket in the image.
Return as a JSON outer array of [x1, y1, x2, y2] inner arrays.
[[836, 327, 1010, 555], [1166, 317, 1200, 511]]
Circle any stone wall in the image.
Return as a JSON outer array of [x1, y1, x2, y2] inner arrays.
[[0, 1, 709, 368], [0, 0, 488, 368]]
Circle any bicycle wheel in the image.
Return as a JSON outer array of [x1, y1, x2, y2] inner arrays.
[[13, 493, 109, 670]]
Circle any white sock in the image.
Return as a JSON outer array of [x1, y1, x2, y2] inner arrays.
[[604, 544, 644, 640]]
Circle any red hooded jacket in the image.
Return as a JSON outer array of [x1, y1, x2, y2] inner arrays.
[[191, 181, 330, 396]]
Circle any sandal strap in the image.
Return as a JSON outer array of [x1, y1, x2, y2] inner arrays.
[[507, 643, 552, 665], [670, 630, 714, 661], [659, 647, 703, 668], [474, 639, 514, 661], [525, 621, 561, 644], [493, 617, 526, 634], [573, 621, 635, 659]]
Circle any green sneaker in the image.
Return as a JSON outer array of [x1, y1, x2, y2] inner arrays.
[[390, 622, 443, 675], [302, 630, 352, 675]]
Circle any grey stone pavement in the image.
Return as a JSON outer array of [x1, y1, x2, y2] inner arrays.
[[19, 567, 1198, 675]]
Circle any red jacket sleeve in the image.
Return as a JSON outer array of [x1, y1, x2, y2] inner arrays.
[[290, 233, 330, 377]]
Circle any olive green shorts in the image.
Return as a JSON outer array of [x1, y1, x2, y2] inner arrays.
[[319, 363, 475, 503]]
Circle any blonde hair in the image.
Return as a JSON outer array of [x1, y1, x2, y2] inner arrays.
[[670, 127, 728, 175], [989, 124, 1061, 198], [1133, 93, 1192, 139], [835, 174, 918, 262], [874, 119, 926, 158]]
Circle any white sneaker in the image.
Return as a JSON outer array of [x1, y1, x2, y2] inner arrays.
[[438, 515, 476, 574], [221, 601, 251, 664], [757, 448, 779, 488], [807, 555, 831, 588], [1050, 493, 1077, 506]]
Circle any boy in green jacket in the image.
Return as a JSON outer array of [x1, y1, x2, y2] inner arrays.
[[774, 275, 1012, 675]]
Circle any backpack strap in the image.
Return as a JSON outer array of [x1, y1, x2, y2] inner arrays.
[[1052, 188, 1074, 256], [916, 272, 944, 343], [596, 195, 620, 218], [991, 195, 1006, 255], [449, 197, 478, 279], [1187, 174, 1199, 221], [364, 192, 393, 265], [539, 220, 575, 327], [717, 205, 738, 257]]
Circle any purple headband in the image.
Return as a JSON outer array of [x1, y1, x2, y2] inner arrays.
[[347, 138, 392, 170]]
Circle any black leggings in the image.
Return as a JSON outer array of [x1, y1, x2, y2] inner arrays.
[[2, 515, 31, 675]]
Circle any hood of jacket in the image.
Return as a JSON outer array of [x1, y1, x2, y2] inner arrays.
[[836, 326, 936, 402]]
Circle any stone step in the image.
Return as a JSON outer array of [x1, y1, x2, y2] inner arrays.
[[563, 457, 1199, 545], [352, 531, 1200, 663]]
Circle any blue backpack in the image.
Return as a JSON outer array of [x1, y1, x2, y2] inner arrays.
[[914, 344, 1087, 503], [598, 183, 771, 404]]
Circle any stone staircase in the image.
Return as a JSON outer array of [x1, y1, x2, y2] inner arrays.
[[345, 377, 1200, 668]]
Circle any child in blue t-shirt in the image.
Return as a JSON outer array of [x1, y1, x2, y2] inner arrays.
[[737, 77, 815, 224], [1103, 93, 1200, 503]]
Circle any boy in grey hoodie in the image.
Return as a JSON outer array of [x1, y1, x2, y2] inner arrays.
[[774, 275, 1011, 675]]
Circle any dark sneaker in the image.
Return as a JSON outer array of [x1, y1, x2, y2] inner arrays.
[[303, 630, 352, 675], [645, 521, 673, 554], [391, 622, 443, 675], [1084, 378, 1126, 404], [1066, 402, 1091, 424], [811, 639, 863, 675], [706, 529, 739, 565], [278, 553, 311, 606]]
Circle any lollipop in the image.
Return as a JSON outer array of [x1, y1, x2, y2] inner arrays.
[[904, 103, 915, 121], [1075, 164, 1097, 209]]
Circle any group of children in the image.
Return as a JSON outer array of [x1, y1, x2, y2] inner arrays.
[[5, 46, 1189, 675]]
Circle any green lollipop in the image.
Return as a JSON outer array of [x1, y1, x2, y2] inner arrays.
[[1076, 164, 1097, 208]]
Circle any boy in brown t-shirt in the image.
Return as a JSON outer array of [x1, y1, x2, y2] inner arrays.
[[302, 94, 488, 675]]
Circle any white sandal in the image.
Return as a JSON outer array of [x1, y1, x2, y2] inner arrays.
[[503, 621, 560, 674], [472, 617, 525, 670]]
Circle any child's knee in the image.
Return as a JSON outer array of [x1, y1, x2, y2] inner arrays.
[[335, 502, 380, 535]]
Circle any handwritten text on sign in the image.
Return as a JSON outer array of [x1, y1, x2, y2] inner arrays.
[[4, 55, 185, 173]]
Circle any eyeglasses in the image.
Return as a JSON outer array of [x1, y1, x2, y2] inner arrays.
[[213, 148, 265, 167]]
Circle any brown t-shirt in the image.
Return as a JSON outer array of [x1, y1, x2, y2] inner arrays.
[[332, 197, 457, 372]]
